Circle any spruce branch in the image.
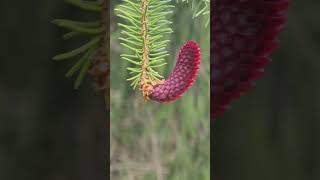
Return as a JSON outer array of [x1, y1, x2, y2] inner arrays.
[[116, 0, 174, 99], [52, 0, 109, 110]]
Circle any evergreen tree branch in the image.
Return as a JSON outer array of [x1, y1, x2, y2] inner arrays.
[[53, 0, 110, 112], [116, 0, 174, 99]]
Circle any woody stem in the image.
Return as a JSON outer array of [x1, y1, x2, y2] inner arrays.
[[141, 0, 150, 97], [101, 0, 109, 111]]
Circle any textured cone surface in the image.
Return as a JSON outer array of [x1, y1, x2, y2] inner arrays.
[[211, 0, 289, 120], [150, 41, 201, 102]]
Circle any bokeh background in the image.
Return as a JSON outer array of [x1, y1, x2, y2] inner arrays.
[[213, 1, 320, 180], [0, 1, 107, 180], [110, 0, 210, 179]]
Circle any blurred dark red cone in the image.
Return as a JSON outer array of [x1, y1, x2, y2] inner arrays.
[[211, 0, 290, 120]]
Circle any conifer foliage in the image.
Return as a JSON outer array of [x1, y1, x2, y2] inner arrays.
[[116, 0, 203, 102], [52, 0, 109, 93], [115, 0, 174, 94]]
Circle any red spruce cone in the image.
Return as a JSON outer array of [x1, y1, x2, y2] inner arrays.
[[211, 0, 290, 120], [150, 41, 201, 102]]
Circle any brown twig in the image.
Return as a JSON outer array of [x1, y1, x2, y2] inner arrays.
[[89, 0, 109, 111], [102, 0, 109, 111], [140, 0, 155, 100]]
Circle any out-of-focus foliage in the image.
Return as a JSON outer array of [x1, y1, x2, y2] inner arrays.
[[176, 0, 210, 27], [213, 1, 320, 180], [52, 0, 104, 89], [110, 0, 210, 179]]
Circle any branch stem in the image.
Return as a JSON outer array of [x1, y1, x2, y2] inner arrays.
[[101, 0, 109, 112], [140, 0, 152, 100]]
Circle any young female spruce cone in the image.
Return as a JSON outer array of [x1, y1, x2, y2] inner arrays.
[[150, 41, 201, 102]]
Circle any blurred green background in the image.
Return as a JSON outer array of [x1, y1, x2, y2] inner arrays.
[[0, 1, 107, 180], [213, 1, 320, 180], [110, 1, 210, 179]]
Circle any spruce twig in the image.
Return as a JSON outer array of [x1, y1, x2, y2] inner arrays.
[[116, 0, 174, 99], [52, 0, 109, 111]]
